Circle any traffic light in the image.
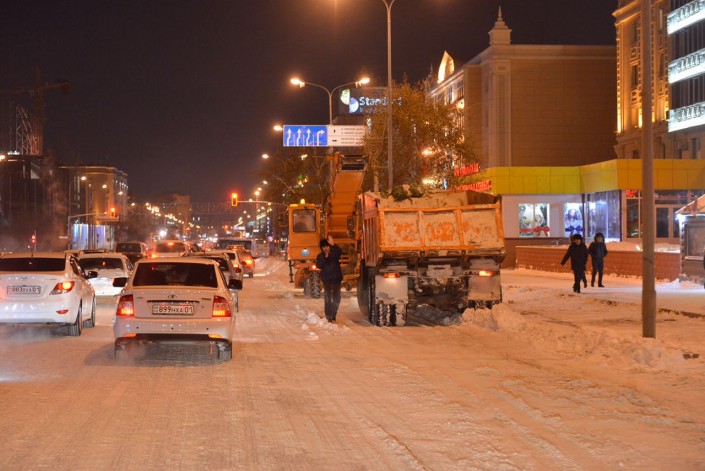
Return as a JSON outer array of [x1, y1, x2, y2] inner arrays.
[[110, 207, 116, 218], [31, 234, 36, 245], [231, 192, 238, 207]]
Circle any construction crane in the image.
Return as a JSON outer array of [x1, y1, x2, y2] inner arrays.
[[0, 66, 70, 156]]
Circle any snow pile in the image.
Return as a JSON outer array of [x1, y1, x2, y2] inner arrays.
[[461, 303, 687, 370], [294, 305, 350, 335]]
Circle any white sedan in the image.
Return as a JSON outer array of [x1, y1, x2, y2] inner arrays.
[[0, 252, 97, 336], [78, 253, 133, 297], [113, 257, 242, 361]]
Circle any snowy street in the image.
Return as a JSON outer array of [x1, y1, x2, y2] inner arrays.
[[1, 257, 703, 470]]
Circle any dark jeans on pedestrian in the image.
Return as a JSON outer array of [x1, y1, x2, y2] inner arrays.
[[573, 270, 585, 293], [323, 282, 341, 321], [591, 260, 604, 286]]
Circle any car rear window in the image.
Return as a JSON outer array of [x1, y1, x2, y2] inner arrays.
[[79, 258, 124, 271], [133, 262, 218, 287], [0, 257, 65, 272], [155, 242, 187, 253], [203, 257, 229, 271], [116, 243, 142, 252]]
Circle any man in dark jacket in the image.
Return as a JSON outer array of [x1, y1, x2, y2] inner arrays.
[[316, 235, 343, 322], [561, 233, 589, 293], [588, 232, 608, 287]]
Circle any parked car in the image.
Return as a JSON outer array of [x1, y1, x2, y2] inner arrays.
[[115, 241, 149, 264], [0, 252, 97, 336], [78, 253, 133, 297], [227, 245, 255, 278], [151, 240, 190, 258], [113, 257, 241, 360]]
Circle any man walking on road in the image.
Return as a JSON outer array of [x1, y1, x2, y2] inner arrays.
[[317, 235, 343, 322]]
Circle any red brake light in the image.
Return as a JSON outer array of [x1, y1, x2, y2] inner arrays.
[[117, 295, 135, 317], [478, 270, 496, 277], [50, 281, 75, 294], [383, 273, 400, 279], [212, 296, 232, 318]]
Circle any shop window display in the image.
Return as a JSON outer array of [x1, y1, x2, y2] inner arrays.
[[519, 203, 550, 237], [563, 203, 583, 237]]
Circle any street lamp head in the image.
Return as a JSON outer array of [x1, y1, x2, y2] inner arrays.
[[273, 124, 283, 132], [290, 78, 305, 88], [357, 77, 371, 86], [262, 153, 269, 159]]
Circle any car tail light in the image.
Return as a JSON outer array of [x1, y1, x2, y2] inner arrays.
[[150, 253, 158, 258], [383, 272, 400, 279], [116, 295, 135, 317], [50, 281, 75, 295], [244, 259, 253, 266], [212, 296, 232, 318]]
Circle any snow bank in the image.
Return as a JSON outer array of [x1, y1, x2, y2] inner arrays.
[[461, 303, 687, 370]]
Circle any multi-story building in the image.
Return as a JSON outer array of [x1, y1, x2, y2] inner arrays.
[[426, 4, 705, 266], [62, 165, 128, 250]]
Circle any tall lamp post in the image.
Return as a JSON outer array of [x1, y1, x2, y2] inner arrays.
[[381, 0, 396, 190], [289, 76, 370, 125]]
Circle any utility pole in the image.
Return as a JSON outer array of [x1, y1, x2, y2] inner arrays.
[[641, 0, 656, 338]]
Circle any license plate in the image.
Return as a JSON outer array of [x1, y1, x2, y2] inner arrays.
[[151, 304, 194, 315], [7, 285, 40, 295]]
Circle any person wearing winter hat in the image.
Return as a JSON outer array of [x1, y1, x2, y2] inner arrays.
[[561, 233, 589, 293], [316, 235, 343, 322], [588, 232, 608, 287]]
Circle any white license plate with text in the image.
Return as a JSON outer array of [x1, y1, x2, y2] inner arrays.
[[151, 304, 194, 315], [7, 285, 40, 295]]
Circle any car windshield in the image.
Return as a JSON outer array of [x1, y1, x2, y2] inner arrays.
[[116, 243, 141, 252], [79, 258, 124, 271], [133, 262, 218, 287], [292, 209, 316, 232], [155, 242, 187, 253], [0, 257, 65, 272]]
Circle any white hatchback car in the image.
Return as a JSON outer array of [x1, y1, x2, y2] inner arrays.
[[78, 253, 133, 297], [0, 252, 97, 336], [113, 257, 242, 360]]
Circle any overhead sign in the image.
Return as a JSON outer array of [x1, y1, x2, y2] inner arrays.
[[328, 125, 366, 146], [283, 125, 366, 147], [283, 125, 328, 147]]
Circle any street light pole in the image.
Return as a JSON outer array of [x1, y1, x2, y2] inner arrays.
[[382, 0, 396, 190], [290, 77, 370, 125]]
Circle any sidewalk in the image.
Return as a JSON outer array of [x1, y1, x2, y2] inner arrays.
[[503, 268, 705, 318]]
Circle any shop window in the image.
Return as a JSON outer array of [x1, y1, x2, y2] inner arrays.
[[656, 207, 670, 238], [519, 203, 550, 237], [563, 203, 583, 237], [586, 191, 621, 240], [627, 198, 641, 238]]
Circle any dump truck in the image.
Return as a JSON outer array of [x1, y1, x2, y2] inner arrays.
[[356, 189, 505, 326]]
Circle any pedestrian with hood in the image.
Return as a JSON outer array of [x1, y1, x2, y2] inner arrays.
[[316, 235, 343, 322], [561, 233, 589, 293], [588, 232, 608, 287]]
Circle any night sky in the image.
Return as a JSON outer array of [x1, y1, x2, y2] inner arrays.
[[1, 0, 616, 203]]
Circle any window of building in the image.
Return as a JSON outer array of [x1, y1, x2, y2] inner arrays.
[[631, 65, 639, 89], [518, 203, 550, 237], [586, 191, 621, 241]]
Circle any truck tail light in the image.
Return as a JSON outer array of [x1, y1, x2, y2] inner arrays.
[[50, 281, 74, 294], [212, 296, 232, 318], [383, 272, 400, 279], [116, 295, 135, 317], [478, 270, 497, 277]]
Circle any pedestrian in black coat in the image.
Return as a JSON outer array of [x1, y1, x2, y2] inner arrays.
[[588, 232, 608, 287], [570, 234, 588, 288], [561, 233, 589, 293], [316, 235, 343, 322]]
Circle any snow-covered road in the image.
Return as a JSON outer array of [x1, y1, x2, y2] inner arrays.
[[1, 258, 703, 470]]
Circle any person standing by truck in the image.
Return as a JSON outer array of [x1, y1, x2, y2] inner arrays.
[[317, 235, 343, 322]]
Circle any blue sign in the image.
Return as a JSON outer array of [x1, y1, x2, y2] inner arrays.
[[283, 125, 328, 147]]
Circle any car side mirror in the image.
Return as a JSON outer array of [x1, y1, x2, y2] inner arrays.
[[113, 277, 128, 287], [85, 270, 99, 279], [228, 278, 243, 291]]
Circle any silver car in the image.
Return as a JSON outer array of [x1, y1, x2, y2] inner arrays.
[[113, 257, 241, 361]]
